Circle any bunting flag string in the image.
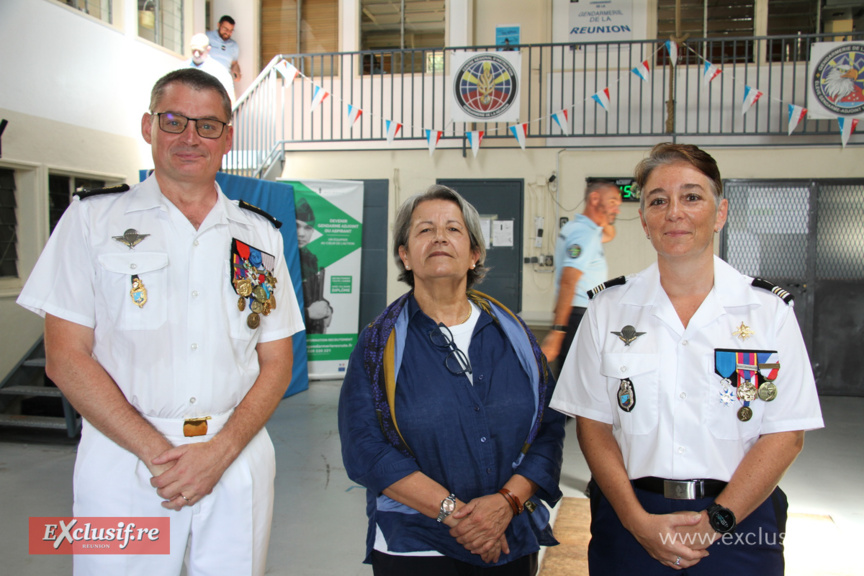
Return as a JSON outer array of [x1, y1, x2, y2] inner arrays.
[[741, 86, 764, 116], [839, 117, 858, 148], [552, 110, 570, 135], [467, 130, 484, 157], [703, 61, 723, 85], [787, 104, 807, 135], [426, 129, 442, 156], [510, 123, 528, 150], [632, 60, 651, 82], [346, 104, 363, 126], [309, 85, 329, 113], [276, 33, 854, 155], [592, 88, 611, 112]]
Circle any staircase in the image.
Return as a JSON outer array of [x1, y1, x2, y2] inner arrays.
[[0, 337, 81, 438]]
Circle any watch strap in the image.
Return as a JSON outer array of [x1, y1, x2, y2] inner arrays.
[[436, 493, 456, 522], [551, 324, 568, 332]]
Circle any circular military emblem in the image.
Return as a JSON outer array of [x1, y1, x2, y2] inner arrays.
[[247, 312, 261, 329], [758, 381, 778, 402], [237, 296, 246, 312], [737, 381, 758, 402], [567, 244, 582, 258], [812, 44, 864, 116], [737, 406, 753, 422], [453, 54, 518, 120]]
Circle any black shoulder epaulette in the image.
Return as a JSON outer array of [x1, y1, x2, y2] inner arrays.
[[239, 200, 282, 229], [588, 276, 626, 300], [73, 184, 130, 200], [751, 278, 793, 304]]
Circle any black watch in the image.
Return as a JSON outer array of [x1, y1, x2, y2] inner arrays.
[[706, 503, 737, 534]]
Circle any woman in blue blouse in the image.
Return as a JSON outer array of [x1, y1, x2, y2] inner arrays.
[[338, 185, 565, 575]]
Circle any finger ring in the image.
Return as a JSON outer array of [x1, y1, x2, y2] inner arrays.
[[675, 556, 681, 566], [182, 495, 191, 503]]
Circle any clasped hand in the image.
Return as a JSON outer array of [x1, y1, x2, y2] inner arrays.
[[629, 510, 716, 570], [148, 441, 232, 511], [449, 494, 514, 564]]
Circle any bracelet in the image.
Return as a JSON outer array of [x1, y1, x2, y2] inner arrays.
[[551, 324, 568, 333], [498, 488, 524, 515]]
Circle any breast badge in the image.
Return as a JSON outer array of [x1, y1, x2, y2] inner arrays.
[[231, 238, 278, 329], [617, 378, 636, 412], [113, 229, 150, 249], [611, 325, 646, 346], [130, 274, 147, 308]]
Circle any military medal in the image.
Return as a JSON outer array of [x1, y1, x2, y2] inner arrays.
[[719, 383, 736, 406], [758, 381, 777, 402], [617, 378, 636, 412], [247, 312, 261, 329], [737, 380, 758, 402], [113, 228, 150, 249], [611, 325, 646, 346], [130, 275, 148, 308], [737, 406, 753, 422], [231, 238, 278, 329]]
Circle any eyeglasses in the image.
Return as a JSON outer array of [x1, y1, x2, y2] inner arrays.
[[428, 323, 473, 376], [152, 112, 228, 139]]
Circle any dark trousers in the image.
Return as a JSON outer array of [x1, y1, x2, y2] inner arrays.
[[587, 480, 787, 576], [553, 306, 587, 377], [371, 551, 538, 576]]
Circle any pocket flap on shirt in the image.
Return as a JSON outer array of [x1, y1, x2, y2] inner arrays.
[[600, 353, 658, 378], [98, 252, 169, 275]]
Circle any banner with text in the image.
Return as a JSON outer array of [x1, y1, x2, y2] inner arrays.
[[282, 179, 363, 379], [569, 0, 633, 42]]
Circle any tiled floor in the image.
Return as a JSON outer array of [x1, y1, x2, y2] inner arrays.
[[1, 381, 860, 575]]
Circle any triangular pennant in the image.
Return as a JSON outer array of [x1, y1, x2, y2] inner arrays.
[[839, 117, 858, 148], [787, 104, 807, 136], [632, 60, 650, 82], [426, 129, 442, 156], [665, 40, 678, 66], [310, 85, 329, 113], [509, 123, 528, 150], [741, 86, 763, 116], [385, 120, 402, 144], [467, 130, 484, 158], [703, 62, 722, 85], [592, 88, 611, 111], [552, 110, 570, 135], [346, 104, 363, 126], [275, 60, 299, 84]]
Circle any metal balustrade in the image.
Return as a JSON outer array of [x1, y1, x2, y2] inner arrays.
[[224, 32, 863, 177]]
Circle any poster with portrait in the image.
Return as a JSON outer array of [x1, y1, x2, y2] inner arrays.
[[449, 51, 522, 123], [807, 42, 864, 119], [281, 179, 364, 380]]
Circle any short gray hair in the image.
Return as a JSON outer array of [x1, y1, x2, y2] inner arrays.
[[149, 68, 232, 121], [393, 185, 487, 289], [634, 143, 722, 212], [584, 179, 619, 202]]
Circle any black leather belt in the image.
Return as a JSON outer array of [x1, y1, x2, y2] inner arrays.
[[632, 477, 727, 500]]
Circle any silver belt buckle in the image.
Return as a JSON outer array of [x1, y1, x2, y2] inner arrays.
[[663, 479, 704, 500]]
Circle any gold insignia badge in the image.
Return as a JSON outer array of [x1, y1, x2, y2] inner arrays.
[[732, 322, 755, 341], [130, 275, 147, 308]]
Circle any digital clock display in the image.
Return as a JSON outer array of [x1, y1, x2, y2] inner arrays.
[[587, 177, 639, 202]]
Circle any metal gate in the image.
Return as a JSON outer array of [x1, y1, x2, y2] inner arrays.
[[721, 179, 864, 397]]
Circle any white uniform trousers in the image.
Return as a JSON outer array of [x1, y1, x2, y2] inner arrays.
[[71, 416, 275, 576]]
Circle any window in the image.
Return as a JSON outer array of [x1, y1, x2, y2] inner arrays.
[[360, 0, 446, 73], [57, 0, 113, 24], [766, 0, 819, 62], [657, 0, 755, 64], [138, 0, 184, 53], [48, 175, 105, 232], [0, 169, 17, 278], [261, 0, 340, 77]]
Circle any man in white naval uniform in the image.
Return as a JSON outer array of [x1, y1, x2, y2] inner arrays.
[[17, 68, 304, 576]]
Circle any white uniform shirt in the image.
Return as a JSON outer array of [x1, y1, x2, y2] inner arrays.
[[17, 175, 304, 420], [550, 256, 824, 482]]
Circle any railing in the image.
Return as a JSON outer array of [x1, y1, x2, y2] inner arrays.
[[224, 32, 863, 176]]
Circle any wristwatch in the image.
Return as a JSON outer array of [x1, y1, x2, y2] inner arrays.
[[551, 324, 568, 333], [706, 503, 737, 534], [436, 493, 456, 522]]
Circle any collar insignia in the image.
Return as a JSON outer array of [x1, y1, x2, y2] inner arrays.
[[732, 322, 755, 341], [113, 229, 150, 249], [611, 325, 645, 346]]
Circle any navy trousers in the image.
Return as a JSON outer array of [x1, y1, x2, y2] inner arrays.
[[587, 480, 787, 576]]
